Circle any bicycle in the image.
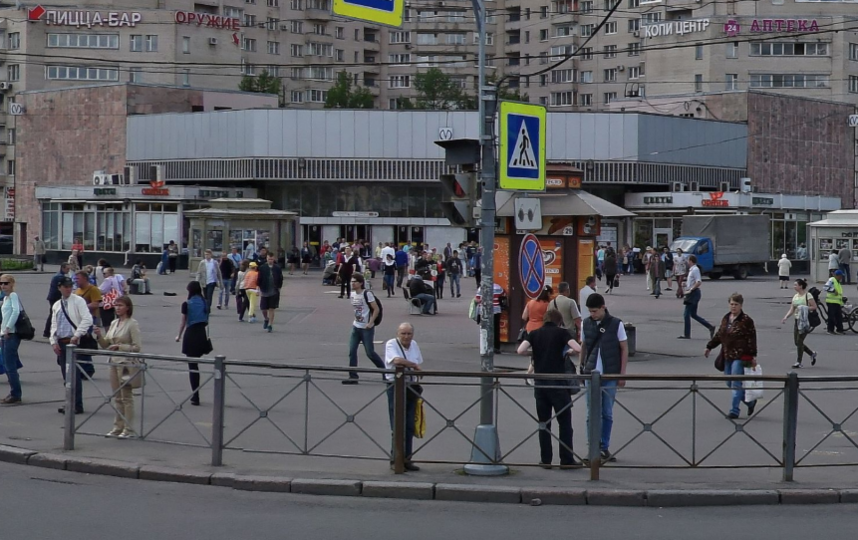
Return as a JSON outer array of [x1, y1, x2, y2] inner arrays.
[[816, 298, 858, 333]]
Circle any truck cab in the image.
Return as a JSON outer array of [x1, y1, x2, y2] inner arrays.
[[671, 237, 715, 274]]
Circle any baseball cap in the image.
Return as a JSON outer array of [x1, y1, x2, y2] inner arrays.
[[58, 277, 74, 287], [249, 262, 258, 268], [835, 270, 845, 277]]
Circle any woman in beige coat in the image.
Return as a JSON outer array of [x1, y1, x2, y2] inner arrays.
[[94, 296, 142, 439]]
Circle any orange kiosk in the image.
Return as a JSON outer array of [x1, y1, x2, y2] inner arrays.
[[493, 165, 634, 344]]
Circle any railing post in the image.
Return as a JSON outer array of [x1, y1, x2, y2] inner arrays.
[[63, 344, 77, 451], [393, 366, 406, 474], [211, 355, 226, 467], [782, 371, 799, 482], [588, 371, 602, 481]]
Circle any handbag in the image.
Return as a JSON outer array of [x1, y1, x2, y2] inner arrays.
[[516, 327, 528, 343], [202, 325, 214, 355], [806, 294, 822, 329], [714, 350, 725, 371], [613, 275, 620, 288], [14, 304, 35, 341], [743, 365, 764, 402]]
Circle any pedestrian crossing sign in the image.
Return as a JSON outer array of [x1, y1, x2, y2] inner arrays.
[[333, 0, 403, 27], [499, 101, 546, 191]]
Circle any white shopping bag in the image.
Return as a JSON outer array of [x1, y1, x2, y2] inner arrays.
[[743, 365, 764, 402]]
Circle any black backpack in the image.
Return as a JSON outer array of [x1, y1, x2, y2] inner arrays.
[[364, 290, 383, 325]]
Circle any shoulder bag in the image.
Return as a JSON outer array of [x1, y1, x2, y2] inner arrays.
[[12, 295, 35, 341], [806, 294, 822, 330], [59, 299, 96, 377], [396, 339, 424, 437]]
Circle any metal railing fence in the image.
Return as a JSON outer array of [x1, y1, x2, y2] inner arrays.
[[62, 346, 858, 481]]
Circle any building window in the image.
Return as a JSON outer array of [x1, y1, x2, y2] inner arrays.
[[307, 42, 333, 56], [554, 25, 573, 38], [267, 66, 280, 77], [6, 128, 14, 146], [308, 89, 328, 103], [335, 48, 344, 61], [267, 0, 279, 6], [182, 36, 190, 54], [550, 91, 574, 107], [726, 73, 738, 91], [726, 42, 739, 59], [291, 21, 304, 33], [580, 25, 594, 37], [581, 1, 593, 13], [851, 43, 858, 61], [540, 6, 548, 18], [290, 0, 302, 7], [244, 14, 256, 26], [335, 26, 344, 39], [605, 22, 617, 35], [604, 68, 617, 82], [390, 31, 411, 44], [628, 42, 640, 56], [305, 66, 333, 80], [145, 35, 158, 52], [290, 67, 302, 80], [129, 67, 142, 83], [266, 17, 277, 30], [312, 23, 326, 35], [246, 0, 256, 4], [695, 44, 703, 60], [6, 160, 14, 176], [694, 74, 703, 92], [447, 33, 466, 45], [418, 33, 438, 45], [581, 71, 593, 83], [290, 44, 303, 57], [603, 45, 617, 59], [850, 76, 858, 94], [628, 19, 640, 32], [291, 91, 304, 103], [628, 66, 640, 79], [181, 69, 190, 87], [8, 32, 20, 50], [550, 45, 573, 61], [130, 35, 143, 52], [750, 73, 830, 88], [603, 92, 617, 104], [628, 0, 639, 7], [580, 94, 593, 107], [389, 53, 410, 64], [550, 69, 575, 83], [242, 38, 257, 52], [267, 41, 280, 54], [389, 75, 411, 88], [750, 42, 829, 56], [539, 29, 548, 41], [8, 64, 19, 81], [133, 203, 180, 253], [581, 47, 593, 60], [471, 32, 493, 45], [48, 33, 119, 49], [224, 6, 243, 18]]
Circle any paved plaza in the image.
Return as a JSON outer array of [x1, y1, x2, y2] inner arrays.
[[2, 265, 858, 491]]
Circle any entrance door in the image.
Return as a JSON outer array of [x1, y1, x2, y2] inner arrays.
[[654, 228, 672, 250]]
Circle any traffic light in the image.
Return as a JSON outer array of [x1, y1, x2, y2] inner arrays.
[[439, 172, 478, 228]]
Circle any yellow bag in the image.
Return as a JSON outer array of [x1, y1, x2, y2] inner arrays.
[[414, 398, 426, 439]]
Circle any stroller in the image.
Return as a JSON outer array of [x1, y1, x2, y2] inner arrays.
[[322, 261, 337, 285]]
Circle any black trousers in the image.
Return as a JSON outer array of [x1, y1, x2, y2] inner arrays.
[[340, 276, 352, 297], [44, 300, 56, 337], [169, 257, 177, 273], [827, 303, 844, 333], [534, 387, 574, 465]]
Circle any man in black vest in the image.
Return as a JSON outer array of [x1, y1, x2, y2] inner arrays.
[[517, 310, 582, 469], [580, 293, 628, 464]]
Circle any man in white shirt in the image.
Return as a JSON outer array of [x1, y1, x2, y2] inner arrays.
[[579, 276, 597, 322], [343, 274, 385, 384], [678, 254, 715, 340], [384, 322, 423, 472], [380, 242, 396, 264], [50, 277, 94, 414], [196, 249, 223, 309]]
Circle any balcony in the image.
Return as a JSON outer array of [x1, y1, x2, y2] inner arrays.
[[306, 8, 333, 21], [362, 38, 380, 52]]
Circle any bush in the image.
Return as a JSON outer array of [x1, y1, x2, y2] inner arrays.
[[0, 258, 34, 271]]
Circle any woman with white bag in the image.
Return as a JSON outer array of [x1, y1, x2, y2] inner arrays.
[[704, 293, 759, 420]]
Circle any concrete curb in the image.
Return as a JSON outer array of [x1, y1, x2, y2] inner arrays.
[[5, 444, 858, 507]]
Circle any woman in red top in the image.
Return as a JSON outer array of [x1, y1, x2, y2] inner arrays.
[[522, 285, 553, 333]]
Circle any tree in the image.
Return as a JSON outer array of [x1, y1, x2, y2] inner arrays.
[[487, 73, 529, 103], [413, 68, 474, 110], [324, 71, 375, 109], [238, 70, 282, 95]]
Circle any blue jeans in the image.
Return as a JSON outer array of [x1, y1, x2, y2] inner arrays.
[[450, 274, 461, 296], [204, 282, 216, 309], [724, 359, 754, 416], [683, 289, 713, 338], [383, 274, 395, 293], [586, 379, 619, 452], [3, 334, 21, 399], [348, 326, 385, 379], [415, 293, 436, 314], [219, 279, 232, 307]]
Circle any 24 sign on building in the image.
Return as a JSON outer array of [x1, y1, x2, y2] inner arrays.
[[28, 5, 142, 27]]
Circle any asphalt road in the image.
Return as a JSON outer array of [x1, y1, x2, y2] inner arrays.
[[3, 461, 855, 540]]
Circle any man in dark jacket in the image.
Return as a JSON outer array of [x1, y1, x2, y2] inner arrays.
[[257, 253, 284, 333], [408, 276, 436, 315], [394, 246, 408, 288], [580, 293, 628, 464], [517, 310, 581, 468], [445, 250, 464, 298], [44, 263, 70, 338]]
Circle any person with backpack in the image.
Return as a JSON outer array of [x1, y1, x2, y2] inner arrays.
[[661, 247, 674, 291], [342, 273, 385, 385], [781, 278, 819, 369]]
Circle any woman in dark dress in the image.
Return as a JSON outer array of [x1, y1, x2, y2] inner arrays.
[[175, 281, 210, 406]]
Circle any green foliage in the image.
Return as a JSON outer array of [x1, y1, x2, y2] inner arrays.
[[238, 70, 282, 95], [413, 68, 474, 110], [325, 71, 375, 109]]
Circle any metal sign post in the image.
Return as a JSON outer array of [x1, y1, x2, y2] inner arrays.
[[462, 0, 507, 477]]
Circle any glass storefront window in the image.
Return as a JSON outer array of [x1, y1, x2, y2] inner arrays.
[[771, 220, 785, 260], [633, 219, 652, 250]]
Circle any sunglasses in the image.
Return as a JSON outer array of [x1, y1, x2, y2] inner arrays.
[[0, 282, 9, 286]]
